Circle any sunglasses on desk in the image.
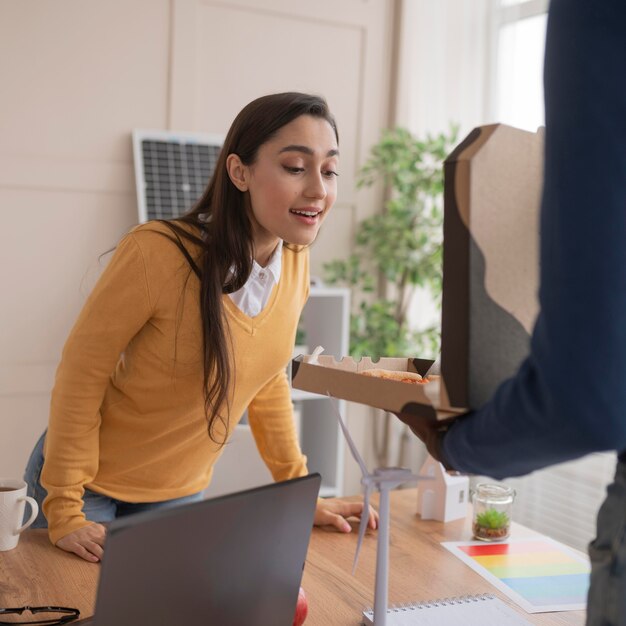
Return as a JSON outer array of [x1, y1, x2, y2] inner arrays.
[[0, 606, 79, 625]]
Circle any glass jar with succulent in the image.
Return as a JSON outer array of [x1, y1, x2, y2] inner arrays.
[[472, 483, 515, 541], [323, 125, 458, 466]]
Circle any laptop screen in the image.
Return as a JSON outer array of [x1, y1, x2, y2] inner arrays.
[[88, 474, 320, 626]]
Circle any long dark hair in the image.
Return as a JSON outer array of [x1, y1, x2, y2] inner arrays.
[[159, 92, 338, 445]]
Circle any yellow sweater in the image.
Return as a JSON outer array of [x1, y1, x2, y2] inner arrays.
[[42, 222, 309, 544]]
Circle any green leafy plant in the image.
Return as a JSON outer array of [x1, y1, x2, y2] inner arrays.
[[475, 508, 510, 530], [295, 320, 307, 346], [323, 125, 459, 360]]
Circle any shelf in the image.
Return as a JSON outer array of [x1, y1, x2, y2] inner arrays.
[[291, 389, 327, 402], [319, 485, 338, 498], [296, 286, 350, 498]]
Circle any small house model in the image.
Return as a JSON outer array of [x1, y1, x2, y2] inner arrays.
[[417, 455, 469, 522]]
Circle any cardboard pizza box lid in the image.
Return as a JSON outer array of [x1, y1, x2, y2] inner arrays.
[[442, 123, 544, 408]]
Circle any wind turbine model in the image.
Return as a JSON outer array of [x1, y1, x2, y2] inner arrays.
[[327, 395, 432, 625]]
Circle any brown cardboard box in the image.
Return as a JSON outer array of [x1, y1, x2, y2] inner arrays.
[[292, 123, 544, 420]]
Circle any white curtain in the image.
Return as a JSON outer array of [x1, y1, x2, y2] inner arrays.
[[394, 0, 492, 475], [394, 0, 492, 135]]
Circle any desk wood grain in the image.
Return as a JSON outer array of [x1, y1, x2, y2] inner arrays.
[[0, 489, 585, 625]]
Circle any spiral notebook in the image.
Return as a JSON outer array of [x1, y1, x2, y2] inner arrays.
[[362, 593, 532, 625]]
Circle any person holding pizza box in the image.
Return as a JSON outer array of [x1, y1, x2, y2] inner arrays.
[[394, 2, 626, 624]]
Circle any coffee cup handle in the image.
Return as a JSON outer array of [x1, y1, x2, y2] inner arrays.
[[16, 496, 39, 534]]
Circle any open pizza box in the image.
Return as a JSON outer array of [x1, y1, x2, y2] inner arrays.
[[292, 123, 544, 422], [291, 354, 465, 422]]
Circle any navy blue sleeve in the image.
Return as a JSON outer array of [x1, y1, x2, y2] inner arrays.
[[441, 0, 626, 479]]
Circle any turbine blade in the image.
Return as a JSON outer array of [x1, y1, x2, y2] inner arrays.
[[327, 394, 369, 477], [352, 481, 372, 574]]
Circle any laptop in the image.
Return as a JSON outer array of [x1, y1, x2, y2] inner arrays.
[[76, 473, 321, 626]]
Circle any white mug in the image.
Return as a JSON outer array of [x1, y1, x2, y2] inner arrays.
[[0, 478, 39, 551]]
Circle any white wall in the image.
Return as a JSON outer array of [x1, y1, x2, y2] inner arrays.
[[0, 0, 397, 496]]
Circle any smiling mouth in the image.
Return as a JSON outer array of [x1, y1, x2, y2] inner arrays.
[[289, 209, 322, 218]]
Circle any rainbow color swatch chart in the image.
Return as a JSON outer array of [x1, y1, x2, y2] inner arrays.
[[442, 538, 590, 613]]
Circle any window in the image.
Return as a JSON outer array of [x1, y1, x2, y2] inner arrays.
[[491, 0, 548, 131]]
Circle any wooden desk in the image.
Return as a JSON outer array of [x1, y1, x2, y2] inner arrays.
[[0, 489, 585, 625], [302, 490, 585, 625]]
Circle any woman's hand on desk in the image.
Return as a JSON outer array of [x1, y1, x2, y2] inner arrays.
[[56, 522, 107, 563], [314, 499, 378, 533]]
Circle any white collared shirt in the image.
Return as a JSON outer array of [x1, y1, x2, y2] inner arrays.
[[228, 240, 283, 317]]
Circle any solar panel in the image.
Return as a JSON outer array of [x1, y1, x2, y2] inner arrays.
[[132, 129, 223, 222]]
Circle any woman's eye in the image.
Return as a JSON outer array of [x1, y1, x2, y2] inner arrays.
[[284, 166, 305, 174], [323, 170, 339, 178]]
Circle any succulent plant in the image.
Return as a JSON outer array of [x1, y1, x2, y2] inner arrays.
[[475, 508, 510, 529]]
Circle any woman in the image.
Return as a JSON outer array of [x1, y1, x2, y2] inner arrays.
[[25, 92, 377, 563]]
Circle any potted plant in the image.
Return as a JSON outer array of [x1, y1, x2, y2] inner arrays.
[[323, 125, 458, 466]]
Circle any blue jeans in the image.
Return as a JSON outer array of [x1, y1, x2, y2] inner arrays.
[[24, 431, 203, 528], [587, 460, 626, 626]]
